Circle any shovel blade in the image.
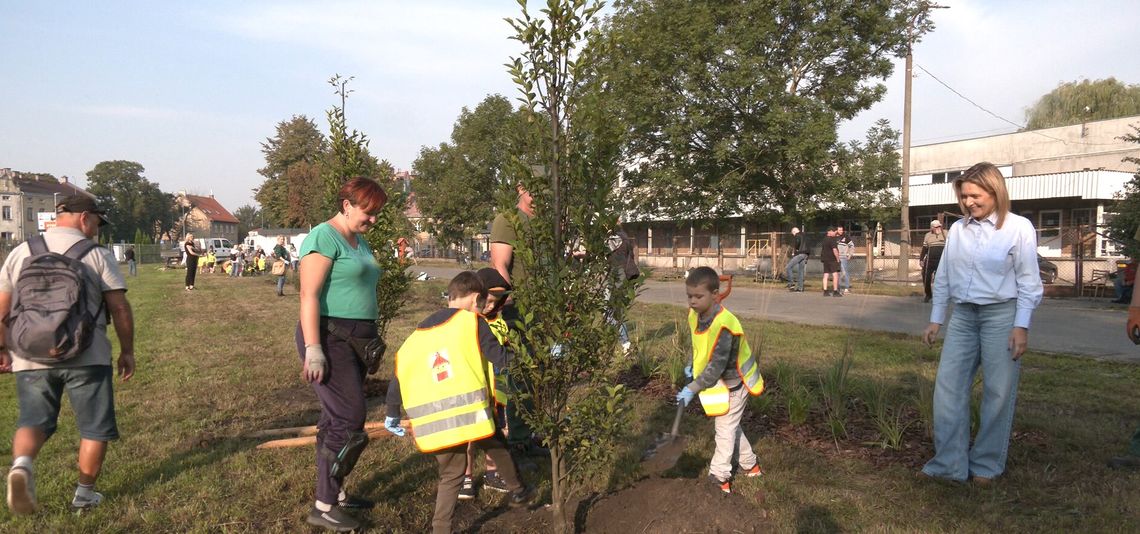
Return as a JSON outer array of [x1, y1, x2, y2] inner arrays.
[[641, 434, 687, 475]]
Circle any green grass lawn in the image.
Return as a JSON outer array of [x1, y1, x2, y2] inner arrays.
[[0, 268, 1137, 532]]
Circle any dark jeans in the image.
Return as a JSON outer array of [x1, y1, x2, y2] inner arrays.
[[185, 256, 199, 286], [432, 433, 521, 534], [295, 318, 373, 504], [785, 253, 808, 290], [500, 304, 534, 446]]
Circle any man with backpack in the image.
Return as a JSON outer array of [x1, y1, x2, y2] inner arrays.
[[0, 195, 135, 515]]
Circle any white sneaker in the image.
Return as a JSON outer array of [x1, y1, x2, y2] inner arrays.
[[7, 466, 37, 515], [71, 490, 104, 512]]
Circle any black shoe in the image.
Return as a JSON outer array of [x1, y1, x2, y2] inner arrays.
[[1111, 298, 1129, 304], [832, 291, 843, 297], [483, 471, 511, 493], [337, 495, 375, 509], [509, 485, 535, 507], [306, 506, 361, 532], [458, 476, 476, 500], [1108, 455, 1140, 470], [823, 290, 832, 296]]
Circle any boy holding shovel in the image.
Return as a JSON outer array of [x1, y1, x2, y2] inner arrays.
[[677, 267, 765, 493]]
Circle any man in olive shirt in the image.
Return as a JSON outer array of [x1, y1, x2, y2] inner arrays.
[[488, 185, 543, 455]]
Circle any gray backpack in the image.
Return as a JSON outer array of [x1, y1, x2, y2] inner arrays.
[[5, 235, 104, 363]]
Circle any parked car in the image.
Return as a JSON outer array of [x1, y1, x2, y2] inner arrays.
[[195, 237, 234, 261], [1038, 254, 1058, 284]]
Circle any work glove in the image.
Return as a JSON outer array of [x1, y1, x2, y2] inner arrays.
[[683, 364, 692, 379], [302, 344, 327, 383], [676, 387, 695, 407], [551, 343, 566, 359], [1129, 307, 1140, 345], [384, 416, 405, 437]]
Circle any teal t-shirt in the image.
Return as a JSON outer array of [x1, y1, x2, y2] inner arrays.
[[300, 222, 381, 320]]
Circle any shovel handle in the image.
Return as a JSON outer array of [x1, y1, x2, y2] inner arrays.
[[669, 402, 684, 438]]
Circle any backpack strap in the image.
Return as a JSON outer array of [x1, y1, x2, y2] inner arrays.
[[62, 239, 99, 261], [27, 235, 48, 256]]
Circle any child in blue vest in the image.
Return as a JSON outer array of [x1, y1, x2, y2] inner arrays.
[[677, 266, 765, 494], [384, 271, 533, 534]]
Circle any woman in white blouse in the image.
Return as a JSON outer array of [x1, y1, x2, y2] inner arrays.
[[921, 162, 1044, 484]]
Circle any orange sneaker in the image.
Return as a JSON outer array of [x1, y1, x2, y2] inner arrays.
[[742, 464, 763, 478], [708, 474, 731, 494]]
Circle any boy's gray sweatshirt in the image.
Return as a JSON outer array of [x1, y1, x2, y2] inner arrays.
[[687, 304, 743, 393]]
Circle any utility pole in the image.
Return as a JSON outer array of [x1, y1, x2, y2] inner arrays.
[[897, 1, 947, 283]]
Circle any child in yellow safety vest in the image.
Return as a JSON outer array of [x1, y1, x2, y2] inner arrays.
[[677, 266, 765, 494], [456, 267, 516, 500], [384, 271, 533, 534], [205, 249, 217, 273]]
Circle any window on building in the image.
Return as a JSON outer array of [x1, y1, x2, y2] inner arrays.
[[1071, 208, 1093, 228], [948, 171, 962, 181], [1039, 210, 1061, 239], [26, 208, 33, 222], [0, 232, 11, 241], [2, 206, 11, 220], [931, 172, 947, 184]]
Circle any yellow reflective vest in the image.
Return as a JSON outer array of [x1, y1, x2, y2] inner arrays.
[[396, 310, 496, 452], [688, 307, 764, 416], [484, 315, 510, 406]]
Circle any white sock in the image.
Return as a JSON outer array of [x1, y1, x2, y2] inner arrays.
[[315, 500, 333, 513], [337, 490, 347, 503], [12, 456, 33, 472], [75, 482, 96, 500]]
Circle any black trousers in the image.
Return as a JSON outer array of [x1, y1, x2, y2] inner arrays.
[[923, 249, 943, 299], [295, 318, 373, 504], [185, 256, 199, 286]]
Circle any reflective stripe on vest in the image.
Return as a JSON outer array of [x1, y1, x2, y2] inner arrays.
[[688, 307, 765, 417], [396, 310, 496, 452]]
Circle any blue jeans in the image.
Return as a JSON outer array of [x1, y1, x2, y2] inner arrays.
[[839, 258, 849, 290], [276, 275, 287, 295], [785, 253, 808, 290], [231, 261, 241, 277], [923, 299, 1020, 481], [127, 259, 136, 277]]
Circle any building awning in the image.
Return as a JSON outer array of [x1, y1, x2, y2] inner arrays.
[[903, 169, 1134, 208]]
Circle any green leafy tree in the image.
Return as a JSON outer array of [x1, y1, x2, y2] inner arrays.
[[505, 2, 634, 531], [1025, 78, 1140, 130], [413, 94, 533, 248], [1106, 125, 1140, 257], [827, 119, 903, 224], [255, 115, 327, 227], [233, 204, 260, 242], [85, 160, 175, 243], [321, 74, 411, 339], [594, 0, 919, 222]]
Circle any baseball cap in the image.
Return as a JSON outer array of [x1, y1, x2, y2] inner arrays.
[[476, 267, 512, 296], [930, 220, 942, 227], [56, 195, 110, 226]]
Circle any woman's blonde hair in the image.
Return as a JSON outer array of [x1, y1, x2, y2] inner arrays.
[[185, 233, 195, 243], [953, 162, 1010, 229]]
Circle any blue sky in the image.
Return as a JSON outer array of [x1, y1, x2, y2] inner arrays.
[[1, 1, 1137, 212]]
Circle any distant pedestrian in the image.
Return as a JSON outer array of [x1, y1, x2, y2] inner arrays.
[[836, 226, 854, 294], [124, 245, 137, 277], [784, 227, 809, 292], [183, 234, 202, 291], [273, 236, 290, 297], [920, 219, 946, 303], [920, 162, 1043, 484], [819, 227, 842, 297]]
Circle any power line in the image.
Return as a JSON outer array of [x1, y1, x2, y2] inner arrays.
[[914, 63, 1125, 147]]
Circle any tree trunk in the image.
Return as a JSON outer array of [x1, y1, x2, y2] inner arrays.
[[550, 448, 569, 534]]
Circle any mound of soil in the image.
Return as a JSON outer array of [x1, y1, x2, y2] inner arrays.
[[584, 477, 767, 533], [469, 477, 767, 533]]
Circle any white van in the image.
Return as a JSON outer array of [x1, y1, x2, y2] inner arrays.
[[194, 237, 234, 261]]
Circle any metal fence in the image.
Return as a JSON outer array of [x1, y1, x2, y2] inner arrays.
[[636, 224, 1126, 296]]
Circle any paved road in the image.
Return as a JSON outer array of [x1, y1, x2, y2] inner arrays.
[[410, 263, 1139, 363]]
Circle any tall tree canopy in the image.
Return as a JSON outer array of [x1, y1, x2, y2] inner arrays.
[[1025, 78, 1140, 131], [1106, 125, 1140, 258], [412, 94, 531, 247], [594, 0, 920, 222], [255, 115, 327, 227], [85, 160, 174, 242], [232, 204, 260, 242]]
